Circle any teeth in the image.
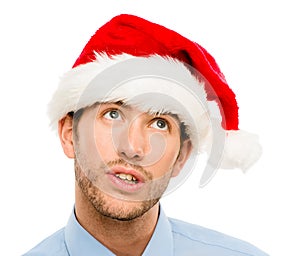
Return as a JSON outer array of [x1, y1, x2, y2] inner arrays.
[[115, 173, 137, 182]]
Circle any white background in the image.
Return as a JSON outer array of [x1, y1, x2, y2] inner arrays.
[[1, 1, 299, 255]]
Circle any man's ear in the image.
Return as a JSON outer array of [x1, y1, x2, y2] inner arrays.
[[58, 115, 75, 159], [172, 139, 193, 177]]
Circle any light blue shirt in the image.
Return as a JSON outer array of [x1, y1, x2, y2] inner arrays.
[[23, 207, 268, 256]]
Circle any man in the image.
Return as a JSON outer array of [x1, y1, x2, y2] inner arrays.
[[24, 14, 267, 255]]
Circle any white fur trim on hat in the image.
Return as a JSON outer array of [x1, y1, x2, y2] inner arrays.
[[48, 53, 212, 152]]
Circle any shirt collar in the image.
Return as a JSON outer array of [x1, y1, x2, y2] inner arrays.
[[64, 206, 173, 256], [142, 207, 173, 256], [64, 208, 115, 256]]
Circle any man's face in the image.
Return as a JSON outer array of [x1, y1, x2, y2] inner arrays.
[[71, 102, 191, 221]]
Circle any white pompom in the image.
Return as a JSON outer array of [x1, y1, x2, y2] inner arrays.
[[220, 130, 262, 172]]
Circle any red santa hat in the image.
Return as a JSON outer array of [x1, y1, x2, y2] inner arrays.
[[48, 14, 262, 174]]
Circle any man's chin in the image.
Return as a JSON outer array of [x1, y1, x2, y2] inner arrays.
[[75, 165, 162, 221], [91, 193, 160, 221]]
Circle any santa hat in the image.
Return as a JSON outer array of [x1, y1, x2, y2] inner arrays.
[[48, 14, 262, 176]]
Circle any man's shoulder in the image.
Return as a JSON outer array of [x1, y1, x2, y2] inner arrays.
[[22, 228, 68, 256], [168, 218, 268, 256]]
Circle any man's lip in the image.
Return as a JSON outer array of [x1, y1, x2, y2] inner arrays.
[[109, 166, 146, 183]]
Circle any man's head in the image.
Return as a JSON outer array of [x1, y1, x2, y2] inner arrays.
[[48, 14, 261, 219]]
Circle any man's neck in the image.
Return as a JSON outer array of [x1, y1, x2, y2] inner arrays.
[[75, 184, 159, 256]]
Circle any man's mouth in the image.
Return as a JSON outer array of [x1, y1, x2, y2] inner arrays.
[[110, 165, 146, 183], [106, 166, 147, 193], [115, 173, 138, 184]]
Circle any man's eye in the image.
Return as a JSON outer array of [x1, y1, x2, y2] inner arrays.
[[150, 119, 169, 131], [103, 110, 122, 120]]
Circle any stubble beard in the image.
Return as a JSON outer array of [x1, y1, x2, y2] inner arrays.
[[74, 159, 171, 221]]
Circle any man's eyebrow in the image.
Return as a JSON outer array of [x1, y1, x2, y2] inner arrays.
[[101, 100, 126, 107], [153, 111, 177, 118], [114, 100, 125, 106]]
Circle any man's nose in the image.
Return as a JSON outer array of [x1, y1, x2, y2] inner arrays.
[[114, 120, 148, 162]]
